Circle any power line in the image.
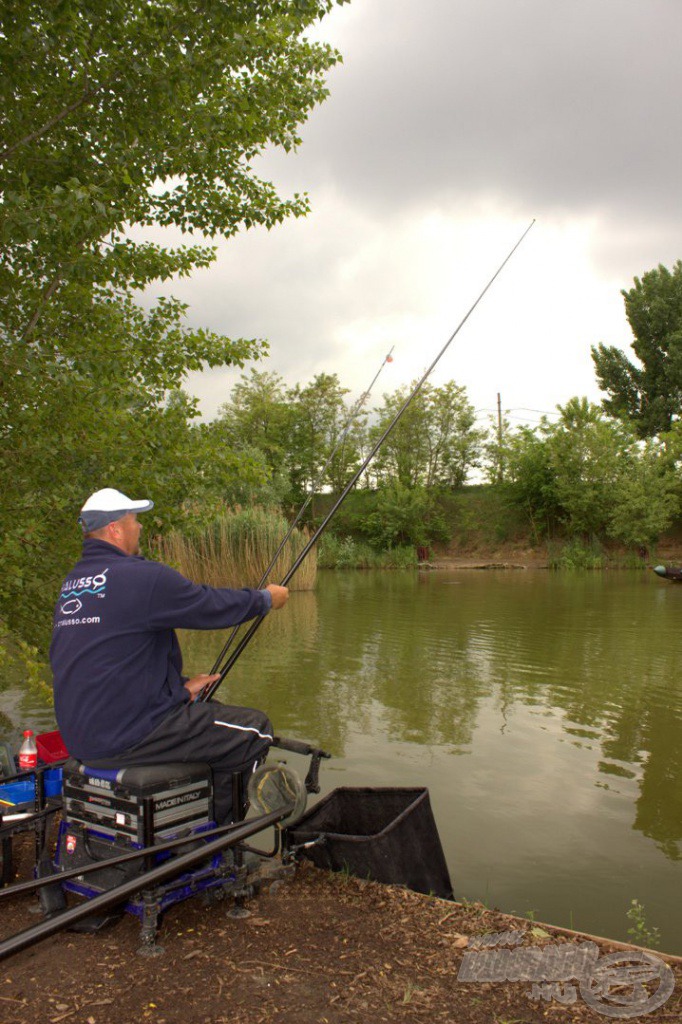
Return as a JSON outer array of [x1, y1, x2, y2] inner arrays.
[[474, 406, 560, 414]]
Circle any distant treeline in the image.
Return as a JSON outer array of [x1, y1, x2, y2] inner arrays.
[[4, 262, 682, 659]]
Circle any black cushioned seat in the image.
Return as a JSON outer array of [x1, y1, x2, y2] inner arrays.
[[64, 758, 211, 789]]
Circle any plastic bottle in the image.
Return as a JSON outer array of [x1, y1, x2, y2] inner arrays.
[[18, 729, 38, 771]]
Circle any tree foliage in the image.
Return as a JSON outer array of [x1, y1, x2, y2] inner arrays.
[[500, 398, 679, 548], [287, 373, 363, 496], [547, 398, 632, 537], [214, 370, 292, 475], [369, 381, 484, 488], [607, 440, 678, 549], [213, 369, 365, 502], [592, 261, 682, 437], [0, 0, 346, 651], [503, 425, 560, 537], [1, 0, 345, 339], [362, 482, 450, 549]]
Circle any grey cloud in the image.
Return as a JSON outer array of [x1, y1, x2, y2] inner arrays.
[[148, 0, 681, 420], [276, 0, 682, 228]]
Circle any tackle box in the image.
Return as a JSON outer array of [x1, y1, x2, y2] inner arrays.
[[62, 759, 214, 846], [0, 768, 63, 810], [36, 730, 69, 763]]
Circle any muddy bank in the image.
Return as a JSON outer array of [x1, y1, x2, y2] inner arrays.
[[2, 856, 680, 1024], [432, 542, 549, 570], [431, 538, 682, 571]]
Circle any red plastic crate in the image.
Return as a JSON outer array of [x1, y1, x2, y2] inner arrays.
[[36, 730, 69, 763]]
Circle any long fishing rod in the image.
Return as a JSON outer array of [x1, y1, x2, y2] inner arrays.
[[202, 219, 535, 702], [208, 345, 395, 677], [0, 808, 286, 963], [0, 816, 250, 901]]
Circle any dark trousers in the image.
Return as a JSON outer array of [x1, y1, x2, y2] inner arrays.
[[86, 700, 273, 824]]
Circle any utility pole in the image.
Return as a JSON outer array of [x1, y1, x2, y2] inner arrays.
[[496, 392, 504, 483]]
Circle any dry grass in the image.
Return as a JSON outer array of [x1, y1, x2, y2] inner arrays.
[[152, 508, 317, 591]]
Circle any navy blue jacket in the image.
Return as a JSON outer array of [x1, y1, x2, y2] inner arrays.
[[50, 539, 272, 760]]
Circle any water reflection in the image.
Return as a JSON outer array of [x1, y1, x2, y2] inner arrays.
[[2, 568, 681, 949], [181, 570, 682, 864], [180, 569, 682, 949]]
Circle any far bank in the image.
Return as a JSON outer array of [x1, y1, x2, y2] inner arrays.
[[312, 483, 682, 571]]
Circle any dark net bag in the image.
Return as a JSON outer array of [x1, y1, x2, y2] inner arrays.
[[287, 787, 453, 899]]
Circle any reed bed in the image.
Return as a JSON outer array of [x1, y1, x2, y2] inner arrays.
[[153, 508, 316, 591]]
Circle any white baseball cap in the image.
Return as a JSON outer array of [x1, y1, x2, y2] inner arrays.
[[79, 488, 154, 532]]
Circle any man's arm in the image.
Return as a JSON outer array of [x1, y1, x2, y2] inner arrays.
[[146, 565, 288, 631]]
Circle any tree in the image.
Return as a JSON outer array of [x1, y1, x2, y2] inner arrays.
[[501, 424, 561, 538], [287, 373, 362, 496], [370, 381, 483, 488], [592, 261, 682, 437], [483, 411, 513, 485], [211, 370, 367, 503], [1, 0, 345, 342], [547, 398, 631, 537], [0, 298, 261, 649], [0, 0, 346, 652], [607, 439, 678, 550], [501, 398, 679, 547], [215, 370, 292, 473]]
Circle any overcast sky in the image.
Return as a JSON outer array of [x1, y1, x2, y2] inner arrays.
[[146, 0, 682, 432]]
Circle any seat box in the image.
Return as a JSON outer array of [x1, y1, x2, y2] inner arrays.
[[63, 760, 213, 845]]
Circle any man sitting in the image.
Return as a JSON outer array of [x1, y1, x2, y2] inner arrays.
[[50, 488, 288, 823]]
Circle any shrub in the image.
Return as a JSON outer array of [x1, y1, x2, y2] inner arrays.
[[317, 535, 416, 569], [548, 538, 606, 570], [361, 483, 449, 549]]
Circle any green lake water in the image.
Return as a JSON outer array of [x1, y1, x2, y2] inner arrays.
[[3, 569, 681, 952]]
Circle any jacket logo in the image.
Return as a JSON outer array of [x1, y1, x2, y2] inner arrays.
[[59, 570, 108, 615]]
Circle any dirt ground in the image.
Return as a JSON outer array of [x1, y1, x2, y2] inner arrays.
[[434, 534, 682, 572], [1, 841, 681, 1024], [433, 551, 549, 570]]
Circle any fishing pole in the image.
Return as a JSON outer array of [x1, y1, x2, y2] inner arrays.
[[0, 816, 250, 901], [208, 346, 395, 677], [0, 808, 287, 962], [201, 219, 535, 702]]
